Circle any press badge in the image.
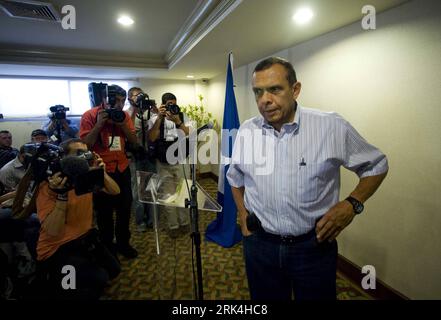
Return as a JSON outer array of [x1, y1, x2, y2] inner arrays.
[[109, 136, 122, 151]]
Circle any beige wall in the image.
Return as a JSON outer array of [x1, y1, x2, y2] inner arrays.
[[138, 78, 202, 107], [204, 0, 441, 299], [0, 120, 47, 148]]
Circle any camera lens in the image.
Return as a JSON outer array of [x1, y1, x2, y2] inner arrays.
[[110, 109, 126, 123], [166, 104, 180, 115]]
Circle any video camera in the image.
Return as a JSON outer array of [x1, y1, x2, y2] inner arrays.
[[135, 93, 156, 112], [165, 102, 180, 115], [23, 143, 104, 195], [23, 143, 63, 183], [50, 105, 69, 120], [88, 82, 127, 123]]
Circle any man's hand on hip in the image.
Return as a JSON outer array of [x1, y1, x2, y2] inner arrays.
[[238, 210, 252, 237], [315, 200, 355, 243]]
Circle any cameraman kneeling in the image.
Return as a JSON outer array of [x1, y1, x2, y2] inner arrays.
[[36, 139, 121, 300]]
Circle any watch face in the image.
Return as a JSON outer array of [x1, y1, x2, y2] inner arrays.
[[347, 197, 364, 214], [355, 203, 364, 213]]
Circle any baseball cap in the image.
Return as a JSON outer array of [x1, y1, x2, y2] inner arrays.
[[31, 129, 48, 137]]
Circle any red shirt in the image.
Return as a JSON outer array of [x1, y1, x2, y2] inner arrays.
[[80, 106, 135, 173]]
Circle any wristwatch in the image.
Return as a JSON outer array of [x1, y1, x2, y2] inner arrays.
[[345, 196, 364, 214]]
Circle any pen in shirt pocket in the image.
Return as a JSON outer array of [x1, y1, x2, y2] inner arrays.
[[299, 157, 306, 166]]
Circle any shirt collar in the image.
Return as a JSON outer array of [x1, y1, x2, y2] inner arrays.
[[260, 103, 301, 133], [13, 156, 24, 168]]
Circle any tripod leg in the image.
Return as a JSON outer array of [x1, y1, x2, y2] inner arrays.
[[153, 204, 160, 255]]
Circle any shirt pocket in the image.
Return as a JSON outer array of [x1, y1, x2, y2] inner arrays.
[[297, 162, 331, 203]]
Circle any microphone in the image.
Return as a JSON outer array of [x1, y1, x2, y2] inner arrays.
[[196, 122, 214, 135]]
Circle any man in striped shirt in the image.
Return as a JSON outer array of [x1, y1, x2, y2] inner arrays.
[[227, 57, 388, 300]]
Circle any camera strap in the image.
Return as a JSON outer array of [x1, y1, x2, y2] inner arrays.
[[136, 108, 151, 149], [160, 117, 165, 141], [108, 123, 116, 149]]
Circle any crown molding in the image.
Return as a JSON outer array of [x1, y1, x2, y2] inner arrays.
[[0, 46, 168, 69], [166, 0, 242, 69]]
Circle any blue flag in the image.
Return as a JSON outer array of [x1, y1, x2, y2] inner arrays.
[[205, 53, 242, 248]]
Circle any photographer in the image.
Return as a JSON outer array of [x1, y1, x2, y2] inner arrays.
[[0, 145, 26, 193], [36, 138, 120, 300], [42, 105, 78, 144], [80, 85, 139, 258], [127, 87, 157, 231], [0, 130, 19, 169], [147, 92, 191, 235], [30, 129, 48, 144]]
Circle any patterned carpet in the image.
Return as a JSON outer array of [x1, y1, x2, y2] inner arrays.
[[102, 177, 372, 300]]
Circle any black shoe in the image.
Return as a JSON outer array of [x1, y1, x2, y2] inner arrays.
[[103, 243, 121, 265], [117, 244, 138, 259]]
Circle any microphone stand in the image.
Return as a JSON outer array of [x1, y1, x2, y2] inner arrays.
[[137, 107, 151, 226], [185, 132, 204, 300]]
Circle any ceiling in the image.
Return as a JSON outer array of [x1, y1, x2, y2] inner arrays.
[[0, 0, 409, 80]]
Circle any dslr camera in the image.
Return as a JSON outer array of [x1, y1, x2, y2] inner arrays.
[[50, 105, 69, 120], [135, 93, 156, 112], [165, 102, 180, 115], [23, 143, 104, 195], [106, 85, 127, 123], [88, 82, 127, 123]]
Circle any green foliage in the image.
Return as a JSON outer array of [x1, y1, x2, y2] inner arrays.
[[181, 95, 219, 132]]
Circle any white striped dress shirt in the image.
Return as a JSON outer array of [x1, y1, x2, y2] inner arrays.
[[226, 106, 388, 236]]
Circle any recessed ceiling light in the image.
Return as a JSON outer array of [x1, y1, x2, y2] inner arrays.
[[293, 8, 314, 25], [118, 16, 134, 26], [186, 75, 195, 79]]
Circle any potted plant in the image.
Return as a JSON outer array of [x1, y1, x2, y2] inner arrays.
[[181, 95, 219, 175]]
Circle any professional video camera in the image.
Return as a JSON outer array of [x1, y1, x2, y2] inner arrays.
[[23, 143, 104, 195], [165, 102, 180, 115], [23, 143, 63, 183], [88, 82, 127, 123], [50, 105, 69, 120], [135, 93, 156, 112]]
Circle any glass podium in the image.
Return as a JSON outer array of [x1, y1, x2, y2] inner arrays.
[[136, 170, 222, 299]]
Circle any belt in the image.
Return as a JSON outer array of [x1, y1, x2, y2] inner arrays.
[[256, 228, 316, 244]]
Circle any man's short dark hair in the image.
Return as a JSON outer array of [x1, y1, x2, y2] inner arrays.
[[0, 130, 11, 135], [31, 129, 47, 138], [110, 84, 126, 98], [162, 93, 177, 104], [60, 138, 85, 154], [254, 57, 297, 86]]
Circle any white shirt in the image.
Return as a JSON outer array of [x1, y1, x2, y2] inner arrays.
[[227, 106, 389, 236], [147, 113, 193, 142]]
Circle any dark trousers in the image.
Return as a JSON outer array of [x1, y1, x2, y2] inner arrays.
[[36, 229, 120, 300], [243, 229, 337, 300], [94, 167, 133, 247]]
